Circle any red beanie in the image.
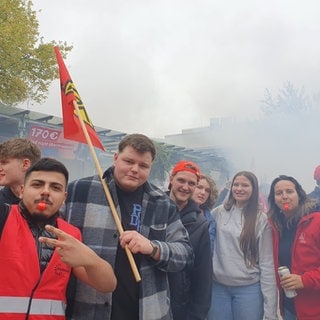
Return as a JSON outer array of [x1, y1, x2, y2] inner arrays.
[[314, 165, 320, 180]]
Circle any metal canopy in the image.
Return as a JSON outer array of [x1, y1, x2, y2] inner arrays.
[[0, 104, 223, 164]]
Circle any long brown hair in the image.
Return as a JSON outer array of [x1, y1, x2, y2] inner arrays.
[[267, 175, 317, 235], [224, 171, 260, 267]]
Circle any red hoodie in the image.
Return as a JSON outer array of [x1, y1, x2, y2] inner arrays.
[[270, 212, 320, 320]]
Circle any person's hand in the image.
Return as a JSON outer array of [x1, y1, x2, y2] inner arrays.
[[280, 273, 304, 290], [119, 230, 155, 256], [39, 225, 97, 268]]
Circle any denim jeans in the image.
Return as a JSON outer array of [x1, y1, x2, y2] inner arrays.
[[283, 308, 297, 320], [208, 281, 263, 320]]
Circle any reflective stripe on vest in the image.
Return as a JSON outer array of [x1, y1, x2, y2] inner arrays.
[[0, 296, 66, 315]]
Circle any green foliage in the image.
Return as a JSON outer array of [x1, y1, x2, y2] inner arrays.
[[0, 0, 72, 106], [149, 142, 173, 185]]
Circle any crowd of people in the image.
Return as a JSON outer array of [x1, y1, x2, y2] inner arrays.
[[0, 135, 320, 320]]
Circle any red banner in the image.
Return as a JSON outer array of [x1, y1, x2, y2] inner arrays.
[[54, 46, 105, 151]]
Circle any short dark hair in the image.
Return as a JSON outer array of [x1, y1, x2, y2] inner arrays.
[[0, 138, 41, 164], [25, 157, 69, 185], [118, 134, 156, 161]]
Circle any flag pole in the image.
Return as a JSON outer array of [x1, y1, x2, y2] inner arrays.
[[72, 100, 141, 282]]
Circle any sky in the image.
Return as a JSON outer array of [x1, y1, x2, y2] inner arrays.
[[27, 0, 320, 140]]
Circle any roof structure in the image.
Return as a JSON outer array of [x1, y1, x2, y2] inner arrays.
[[0, 104, 227, 180]]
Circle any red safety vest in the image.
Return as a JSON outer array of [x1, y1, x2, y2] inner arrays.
[[0, 205, 81, 319]]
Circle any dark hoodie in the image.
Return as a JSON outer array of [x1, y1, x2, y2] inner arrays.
[[0, 186, 20, 205], [168, 198, 212, 320]]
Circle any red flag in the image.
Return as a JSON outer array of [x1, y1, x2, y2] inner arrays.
[[54, 46, 105, 151]]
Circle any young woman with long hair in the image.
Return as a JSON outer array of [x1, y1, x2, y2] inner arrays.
[[210, 171, 278, 320]]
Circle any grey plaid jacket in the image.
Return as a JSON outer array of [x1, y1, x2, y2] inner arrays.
[[64, 166, 193, 320]]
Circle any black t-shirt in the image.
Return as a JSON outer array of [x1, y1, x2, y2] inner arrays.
[[110, 186, 144, 320]]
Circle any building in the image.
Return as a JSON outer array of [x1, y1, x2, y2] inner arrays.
[[0, 104, 227, 186]]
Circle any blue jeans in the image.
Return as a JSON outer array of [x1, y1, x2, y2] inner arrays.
[[283, 308, 297, 320], [208, 281, 263, 320]]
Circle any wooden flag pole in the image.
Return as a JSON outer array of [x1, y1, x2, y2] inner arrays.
[[73, 100, 141, 282]]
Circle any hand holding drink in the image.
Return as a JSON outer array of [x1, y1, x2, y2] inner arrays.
[[278, 266, 297, 298]]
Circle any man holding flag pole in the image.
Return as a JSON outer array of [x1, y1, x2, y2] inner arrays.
[[54, 47, 193, 320], [55, 46, 140, 282]]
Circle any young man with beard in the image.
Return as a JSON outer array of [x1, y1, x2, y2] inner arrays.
[[0, 158, 116, 319], [168, 160, 212, 320]]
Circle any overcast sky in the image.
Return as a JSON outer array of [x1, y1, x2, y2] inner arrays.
[[28, 0, 320, 139]]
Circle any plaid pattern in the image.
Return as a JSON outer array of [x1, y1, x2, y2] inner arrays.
[[64, 167, 193, 320]]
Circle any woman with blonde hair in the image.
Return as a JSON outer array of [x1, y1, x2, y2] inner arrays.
[[192, 174, 218, 255]]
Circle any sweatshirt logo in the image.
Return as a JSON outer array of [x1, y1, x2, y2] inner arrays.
[[130, 204, 142, 231], [298, 232, 306, 244]]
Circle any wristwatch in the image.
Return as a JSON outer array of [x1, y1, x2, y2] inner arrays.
[[149, 241, 159, 258]]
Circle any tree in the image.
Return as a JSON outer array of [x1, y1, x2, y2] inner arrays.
[[261, 81, 311, 116], [0, 0, 71, 106], [149, 142, 173, 187]]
